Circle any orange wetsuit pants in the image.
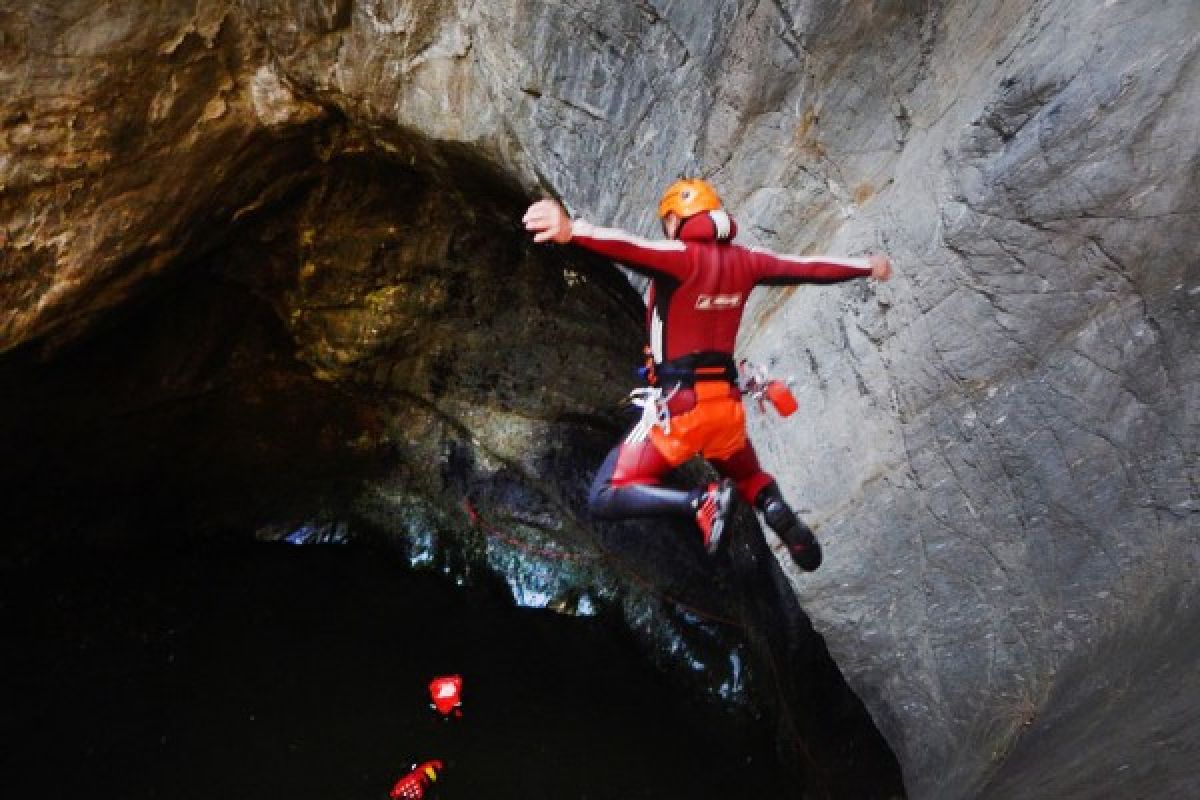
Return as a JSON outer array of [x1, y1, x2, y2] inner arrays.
[[588, 381, 775, 520]]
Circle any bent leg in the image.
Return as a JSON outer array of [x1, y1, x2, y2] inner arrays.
[[588, 439, 695, 520], [753, 481, 822, 571], [709, 440, 774, 505]]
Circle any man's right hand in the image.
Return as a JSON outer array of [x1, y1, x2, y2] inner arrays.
[[523, 198, 573, 244], [868, 253, 893, 281]]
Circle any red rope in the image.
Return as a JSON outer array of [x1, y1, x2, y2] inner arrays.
[[463, 499, 596, 564], [464, 499, 813, 765], [462, 499, 743, 628]]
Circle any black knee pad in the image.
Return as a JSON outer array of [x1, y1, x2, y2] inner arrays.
[[755, 483, 796, 534], [754, 482, 821, 570], [762, 498, 798, 534]]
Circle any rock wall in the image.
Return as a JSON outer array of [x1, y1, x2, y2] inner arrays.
[[2, 1, 1197, 797]]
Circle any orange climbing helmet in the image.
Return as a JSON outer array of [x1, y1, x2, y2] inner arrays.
[[658, 178, 722, 220]]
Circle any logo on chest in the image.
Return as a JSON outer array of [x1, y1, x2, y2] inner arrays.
[[695, 293, 743, 311]]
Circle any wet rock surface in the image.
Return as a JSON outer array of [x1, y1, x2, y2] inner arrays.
[[3, 1, 1198, 798]]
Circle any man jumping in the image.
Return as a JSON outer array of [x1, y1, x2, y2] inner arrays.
[[523, 179, 891, 570]]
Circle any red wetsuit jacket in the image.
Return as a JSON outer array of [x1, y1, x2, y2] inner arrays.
[[578, 211, 876, 511], [570, 211, 873, 365]]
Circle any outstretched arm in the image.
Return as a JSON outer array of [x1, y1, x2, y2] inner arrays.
[[523, 198, 690, 281], [750, 246, 892, 285]]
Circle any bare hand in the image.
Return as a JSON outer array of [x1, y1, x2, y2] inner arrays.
[[868, 253, 892, 281], [522, 198, 573, 244]]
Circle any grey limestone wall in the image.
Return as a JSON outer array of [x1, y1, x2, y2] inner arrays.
[[3, 1, 1197, 796]]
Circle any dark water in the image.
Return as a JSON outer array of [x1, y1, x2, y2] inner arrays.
[[0, 541, 786, 800]]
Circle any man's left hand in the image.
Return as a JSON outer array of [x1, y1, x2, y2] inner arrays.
[[868, 253, 892, 281]]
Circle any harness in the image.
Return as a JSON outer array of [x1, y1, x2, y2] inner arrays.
[[625, 386, 675, 444], [626, 351, 738, 444], [645, 351, 739, 387]]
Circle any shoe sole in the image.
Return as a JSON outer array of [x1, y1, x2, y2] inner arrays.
[[705, 482, 735, 555], [793, 539, 822, 571], [787, 527, 822, 571]]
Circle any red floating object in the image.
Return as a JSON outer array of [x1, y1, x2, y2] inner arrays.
[[390, 760, 444, 799], [765, 380, 798, 417], [428, 674, 463, 717]]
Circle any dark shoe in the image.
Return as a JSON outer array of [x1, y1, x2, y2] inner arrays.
[[694, 480, 734, 555], [780, 522, 823, 571]]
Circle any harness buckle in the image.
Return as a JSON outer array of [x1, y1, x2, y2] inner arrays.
[[625, 384, 680, 443], [737, 359, 798, 417]]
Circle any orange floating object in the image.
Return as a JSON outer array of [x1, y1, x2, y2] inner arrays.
[[765, 380, 798, 417], [390, 760, 444, 799], [428, 674, 463, 717]]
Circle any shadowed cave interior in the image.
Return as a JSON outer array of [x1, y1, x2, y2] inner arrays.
[[0, 134, 905, 799]]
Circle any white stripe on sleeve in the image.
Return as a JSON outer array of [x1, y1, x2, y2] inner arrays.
[[747, 247, 871, 271], [572, 220, 686, 252]]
